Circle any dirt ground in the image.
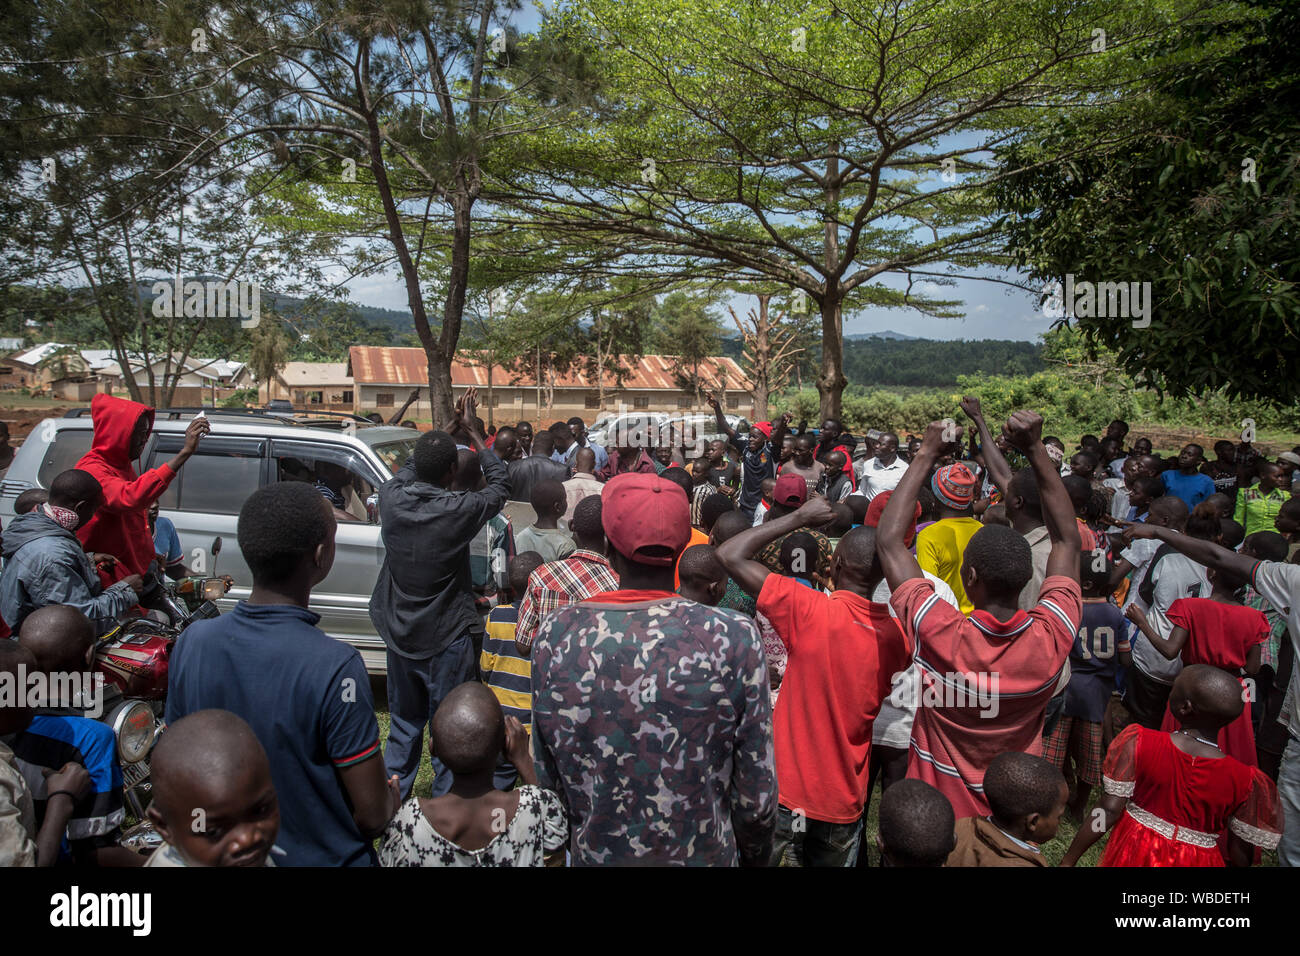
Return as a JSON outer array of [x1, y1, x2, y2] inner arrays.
[[0, 405, 72, 443]]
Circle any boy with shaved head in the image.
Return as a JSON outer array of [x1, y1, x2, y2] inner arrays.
[[379, 682, 567, 866], [0, 641, 91, 866], [1062, 665, 1282, 867], [717, 494, 911, 866], [10, 605, 140, 866], [145, 710, 280, 867]]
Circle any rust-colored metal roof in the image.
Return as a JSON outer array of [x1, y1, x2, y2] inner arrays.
[[347, 346, 751, 392]]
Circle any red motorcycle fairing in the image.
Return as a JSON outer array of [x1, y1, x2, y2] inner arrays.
[[95, 619, 175, 701]]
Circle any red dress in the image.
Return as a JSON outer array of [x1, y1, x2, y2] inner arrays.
[[1099, 725, 1281, 867], [1157, 598, 1269, 766]]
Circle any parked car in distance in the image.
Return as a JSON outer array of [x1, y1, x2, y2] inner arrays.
[[584, 411, 669, 450]]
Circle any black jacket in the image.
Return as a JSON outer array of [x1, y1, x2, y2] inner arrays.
[[507, 453, 570, 504], [369, 449, 509, 658]]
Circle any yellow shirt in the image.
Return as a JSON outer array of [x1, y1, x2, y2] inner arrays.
[[916, 517, 984, 614]]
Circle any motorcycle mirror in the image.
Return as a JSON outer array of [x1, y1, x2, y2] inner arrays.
[[211, 536, 222, 556]]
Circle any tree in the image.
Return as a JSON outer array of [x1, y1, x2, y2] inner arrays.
[[728, 294, 805, 420], [247, 317, 292, 403], [993, 0, 1296, 402], [184, 0, 593, 424], [652, 290, 723, 405], [503, 0, 1234, 420]]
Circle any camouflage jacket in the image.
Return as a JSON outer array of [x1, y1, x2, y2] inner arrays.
[[531, 591, 777, 866]]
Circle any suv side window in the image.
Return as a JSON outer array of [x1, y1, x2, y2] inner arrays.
[[36, 428, 94, 486], [271, 440, 383, 524], [147, 436, 266, 515]]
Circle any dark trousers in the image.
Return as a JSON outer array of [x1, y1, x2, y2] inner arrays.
[[1123, 664, 1174, 730], [857, 744, 909, 868], [383, 631, 477, 799], [770, 804, 862, 867]]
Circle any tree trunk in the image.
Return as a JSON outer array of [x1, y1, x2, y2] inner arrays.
[[816, 290, 846, 421]]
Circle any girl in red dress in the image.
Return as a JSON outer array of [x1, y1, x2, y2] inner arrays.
[[1060, 665, 1281, 867], [1124, 566, 1268, 766]]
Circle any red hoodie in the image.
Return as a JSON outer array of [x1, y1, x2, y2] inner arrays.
[[75, 394, 178, 578]]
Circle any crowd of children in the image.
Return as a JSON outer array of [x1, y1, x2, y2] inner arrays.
[[3, 391, 1299, 869]]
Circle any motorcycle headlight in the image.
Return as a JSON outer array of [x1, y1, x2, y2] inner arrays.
[[201, 578, 226, 601], [111, 701, 157, 765]]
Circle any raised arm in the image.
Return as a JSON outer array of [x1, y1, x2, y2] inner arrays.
[[715, 497, 834, 597], [1002, 410, 1080, 580], [1120, 522, 1258, 581], [1122, 605, 1188, 660], [705, 393, 738, 444], [960, 396, 1012, 497], [877, 421, 947, 591], [769, 411, 792, 455]]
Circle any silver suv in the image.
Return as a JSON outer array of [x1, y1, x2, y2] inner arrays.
[[0, 408, 426, 674]]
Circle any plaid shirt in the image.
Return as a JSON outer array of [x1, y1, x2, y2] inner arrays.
[[517, 550, 620, 646]]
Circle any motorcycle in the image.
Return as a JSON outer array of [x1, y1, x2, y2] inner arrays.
[[93, 536, 231, 849]]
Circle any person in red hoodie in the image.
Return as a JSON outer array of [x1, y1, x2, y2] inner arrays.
[[75, 394, 209, 586]]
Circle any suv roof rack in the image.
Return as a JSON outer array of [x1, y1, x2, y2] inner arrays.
[[61, 406, 374, 426]]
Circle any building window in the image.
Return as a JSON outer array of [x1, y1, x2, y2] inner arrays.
[[307, 391, 324, 405], [377, 392, 395, 407], [727, 395, 741, 410], [341, 389, 354, 404], [584, 392, 600, 409], [676, 394, 692, 408], [294, 390, 306, 404], [632, 395, 649, 409]]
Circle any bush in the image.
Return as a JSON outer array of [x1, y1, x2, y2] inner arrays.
[[219, 388, 258, 408], [769, 373, 1300, 443]]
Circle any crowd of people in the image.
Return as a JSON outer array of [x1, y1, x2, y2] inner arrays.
[[2, 385, 1299, 868]]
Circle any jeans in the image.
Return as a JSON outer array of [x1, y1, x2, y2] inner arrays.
[[770, 803, 862, 867], [383, 630, 478, 799], [1279, 736, 1300, 867]]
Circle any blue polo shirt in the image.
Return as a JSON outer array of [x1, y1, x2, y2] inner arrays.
[[165, 601, 381, 867], [1161, 469, 1216, 510]]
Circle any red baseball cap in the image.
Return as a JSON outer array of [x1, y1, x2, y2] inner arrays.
[[601, 473, 691, 566], [773, 473, 808, 507], [865, 490, 922, 548], [752, 422, 773, 439]]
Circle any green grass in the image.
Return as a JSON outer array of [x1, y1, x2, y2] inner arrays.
[[375, 711, 436, 799]]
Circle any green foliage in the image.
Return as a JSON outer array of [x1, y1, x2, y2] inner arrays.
[[774, 371, 1300, 439], [993, 0, 1298, 403], [220, 388, 257, 408]]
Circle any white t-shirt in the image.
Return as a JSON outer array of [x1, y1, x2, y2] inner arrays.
[[870, 572, 960, 750], [1246, 561, 1300, 740], [856, 457, 909, 500], [1105, 477, 1130, 521], [1123, 539, 1209, 684]]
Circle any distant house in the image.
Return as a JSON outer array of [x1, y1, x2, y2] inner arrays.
[[346, 346, 752, 423], [0, 357, 39, 390], [261, 362, 355, 412]]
